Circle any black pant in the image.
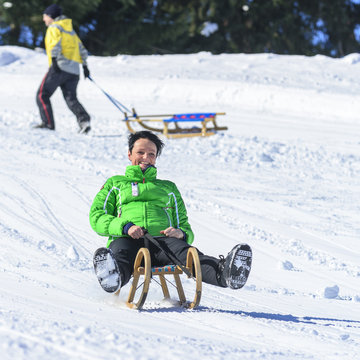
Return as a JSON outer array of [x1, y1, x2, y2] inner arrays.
[[36, 67, 90, 129], [108, 237, 225, 288]]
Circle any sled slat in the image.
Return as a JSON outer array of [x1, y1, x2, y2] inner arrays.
[[137, 265, 183, 275]]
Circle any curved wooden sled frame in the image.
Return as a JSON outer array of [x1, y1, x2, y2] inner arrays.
[[124, 109, 227, 139], [124, 247, 202, 310], [124, 247, 151, 309]]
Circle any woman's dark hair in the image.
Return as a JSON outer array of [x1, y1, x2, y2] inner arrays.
[[128, 131, 165, 157]]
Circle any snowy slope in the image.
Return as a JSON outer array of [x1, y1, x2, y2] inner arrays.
[[0, 45, 360, 359]]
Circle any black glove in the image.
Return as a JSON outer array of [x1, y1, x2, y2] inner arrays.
[[83, 65, 90, 79], [51, 58, 61, 73]]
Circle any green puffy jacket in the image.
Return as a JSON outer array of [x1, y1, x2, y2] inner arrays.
[[89, 165, 194, 247]]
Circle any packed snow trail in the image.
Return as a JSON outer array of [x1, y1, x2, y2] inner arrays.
[[0, 46, 360, 359]]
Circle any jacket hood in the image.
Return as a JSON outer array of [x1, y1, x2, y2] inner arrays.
[[54, 16, 73, 31]]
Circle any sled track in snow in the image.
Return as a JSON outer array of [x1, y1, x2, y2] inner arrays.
[[64, 179, 92, 207], [0, 170, 89, 257], [186, 190, 360, 278]]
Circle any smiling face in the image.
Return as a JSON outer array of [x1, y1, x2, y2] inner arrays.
[[128, 138, 157, 171]]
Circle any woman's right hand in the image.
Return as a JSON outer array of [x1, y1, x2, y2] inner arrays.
[[128, 225, 145, 239]]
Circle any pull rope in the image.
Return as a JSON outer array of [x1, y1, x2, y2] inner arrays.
[[142, 229, 193, 278], [88, 76, 131, 114]]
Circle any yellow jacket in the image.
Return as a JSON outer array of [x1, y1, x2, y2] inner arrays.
[[45, 15, 88, 75]]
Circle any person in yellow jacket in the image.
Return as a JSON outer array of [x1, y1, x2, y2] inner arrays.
[[35, 4, 91, 134]]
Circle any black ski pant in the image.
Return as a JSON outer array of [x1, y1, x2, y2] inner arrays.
[[108, 236, 225, 288], [36, 66, 90, 129]]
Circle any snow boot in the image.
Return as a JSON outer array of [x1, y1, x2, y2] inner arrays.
[[78, 121, 91, 134], [93, 247, 121, 293], [33, 123, 55, 130], [217, 244, 252, 289]]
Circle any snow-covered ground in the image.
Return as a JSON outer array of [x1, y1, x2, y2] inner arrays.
[[1, 45, 360, 359]]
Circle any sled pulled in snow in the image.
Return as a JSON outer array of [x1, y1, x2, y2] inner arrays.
[[124, 109, 227, 139], [115, 246, 202, 310], [89, 77, 227, 139]]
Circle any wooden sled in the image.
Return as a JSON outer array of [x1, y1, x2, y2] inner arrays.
[[120, 247, 202, 310], [124, 109, 227, 139]]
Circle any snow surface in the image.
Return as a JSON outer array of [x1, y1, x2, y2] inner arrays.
[[1, 45, 360, 359]]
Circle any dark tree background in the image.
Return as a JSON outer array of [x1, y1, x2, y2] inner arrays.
[[1, 0, 360, 57]]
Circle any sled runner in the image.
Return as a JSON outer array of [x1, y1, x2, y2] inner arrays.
[[89, 77, 227, 138], [117, 246, 202, 310], [124, 109, 227, 139]]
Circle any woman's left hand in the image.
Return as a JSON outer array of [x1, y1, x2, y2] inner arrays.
[[160, 227, 184, 239]]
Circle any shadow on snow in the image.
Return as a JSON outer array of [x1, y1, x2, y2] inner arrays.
[[144, 306, 360, 328]]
